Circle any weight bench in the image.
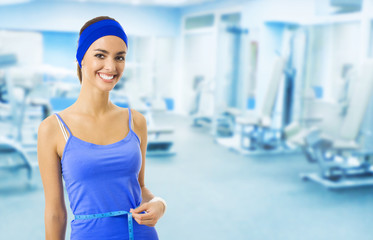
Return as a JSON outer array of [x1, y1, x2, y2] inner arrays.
[[288, 60, 373, 189], [234, 57, 288, 153]]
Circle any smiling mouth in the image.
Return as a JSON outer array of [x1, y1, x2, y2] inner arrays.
[[98, 72, 116, 81]]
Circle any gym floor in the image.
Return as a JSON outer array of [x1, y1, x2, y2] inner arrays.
[[0, 112, 372, 240]]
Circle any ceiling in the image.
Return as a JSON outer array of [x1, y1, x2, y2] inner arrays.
[[0, 0, 249, 7], [71, 0, 219, 7], [0, 0, 221, 7]]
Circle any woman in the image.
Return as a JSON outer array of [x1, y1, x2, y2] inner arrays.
[[37, 16, 166, 240]]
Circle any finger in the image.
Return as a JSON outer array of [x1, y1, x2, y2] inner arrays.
[[133, 215, 148, 224], [134, 217, 156, 226], [136, 212, 154, 221], [131, 211, 152, 221], [130, 204, 148, 214], [130, 210, 149, 218]]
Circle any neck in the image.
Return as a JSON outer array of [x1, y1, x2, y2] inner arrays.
[[73, 81, 115, 118]]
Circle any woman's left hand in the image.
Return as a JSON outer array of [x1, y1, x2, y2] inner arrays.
[[130, 201, 165, 227]]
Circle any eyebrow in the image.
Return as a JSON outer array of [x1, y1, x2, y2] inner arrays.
[[94, 49, 126, 55]]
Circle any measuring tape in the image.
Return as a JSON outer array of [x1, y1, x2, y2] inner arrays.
[[75, 210, 134, 240]]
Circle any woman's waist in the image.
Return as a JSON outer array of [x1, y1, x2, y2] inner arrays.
[[70, 211, 158, 240], [69, 193, 142, 216]]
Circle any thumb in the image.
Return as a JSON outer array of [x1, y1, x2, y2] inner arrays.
[[131, 203, 148, 213]]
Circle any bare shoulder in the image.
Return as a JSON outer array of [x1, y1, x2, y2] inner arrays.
[[131, 109, 147, 127], [38, 113, 59, 145], [130, 109, 147, 142], [38, 113, 63, 158]]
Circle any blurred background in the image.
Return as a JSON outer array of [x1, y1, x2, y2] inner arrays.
[[1, 0, 373, 239]]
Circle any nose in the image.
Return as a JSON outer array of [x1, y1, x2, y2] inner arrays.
[[103, 58, 117, 72]]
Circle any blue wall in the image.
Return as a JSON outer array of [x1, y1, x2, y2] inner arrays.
[[0, 1, 181, 70], [42, 31, 78, 69]]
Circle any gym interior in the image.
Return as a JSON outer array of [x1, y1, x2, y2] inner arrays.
[[0, 0, 372, 239]]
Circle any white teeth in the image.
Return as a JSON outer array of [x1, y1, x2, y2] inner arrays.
[[99, 73, 114, 80]]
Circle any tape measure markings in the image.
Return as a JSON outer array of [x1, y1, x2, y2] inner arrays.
[[75, 210, 134, 240]]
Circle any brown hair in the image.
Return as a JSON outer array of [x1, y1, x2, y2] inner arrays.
[[76, 16, 119, 84]]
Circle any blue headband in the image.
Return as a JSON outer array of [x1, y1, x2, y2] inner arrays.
[[76, 19, 128, 68]]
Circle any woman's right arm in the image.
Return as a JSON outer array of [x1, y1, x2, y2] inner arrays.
[[37, 115, 67, 240]]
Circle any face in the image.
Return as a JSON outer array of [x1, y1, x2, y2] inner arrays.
[[80, 35, 127, 91]]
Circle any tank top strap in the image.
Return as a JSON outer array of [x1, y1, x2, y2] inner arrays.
[[128, 107, 132, 131], [55, 113, 72, 140]]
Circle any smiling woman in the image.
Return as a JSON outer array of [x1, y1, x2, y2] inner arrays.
[[37, 16, 166, 240], [76, 16, 127, 85], [80, 35, 126, 88], [93, 48, 127, 83]]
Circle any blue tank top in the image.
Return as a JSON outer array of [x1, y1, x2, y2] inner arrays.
[[55, 108, 159, 240]]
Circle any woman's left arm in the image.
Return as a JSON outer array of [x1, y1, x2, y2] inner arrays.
[[129, 109, 166, 227]]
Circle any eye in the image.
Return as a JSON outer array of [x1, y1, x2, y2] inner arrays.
[[95, 54, 105, 59], [116, 56, 125, 61]]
